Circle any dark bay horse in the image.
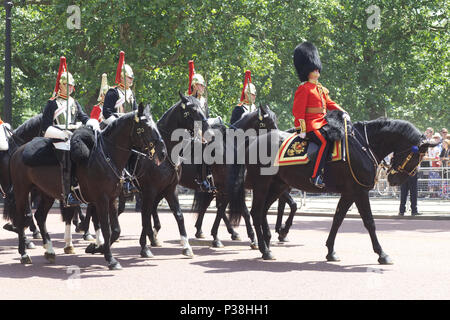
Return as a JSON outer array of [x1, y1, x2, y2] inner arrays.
[[229, 116, 435, 263], [180, 105, 279, 248], [6, 105, 166, 270], [132, 93, 212, 258]]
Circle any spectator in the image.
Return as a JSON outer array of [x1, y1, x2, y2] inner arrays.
[[399, 171, 420, 216], [440, 128, 448, 142], [419, 128, 433, 194], [425, 127, 434, 142], [427, 134, 442, 197], [440, 139, 450, 199]]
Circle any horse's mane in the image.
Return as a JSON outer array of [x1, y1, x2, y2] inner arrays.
[[12, 114, 43, 141], [355, 118, 424, 145]]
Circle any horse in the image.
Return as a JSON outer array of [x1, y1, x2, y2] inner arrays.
[[5, 104, 166, 270], [180, 105, 279, 248], [228, 114, 435, 263], [120, 93, 216, 258], [1, 114, 93, 247]]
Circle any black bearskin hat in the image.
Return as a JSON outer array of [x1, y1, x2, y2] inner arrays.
[[293, 42, 322, 82]]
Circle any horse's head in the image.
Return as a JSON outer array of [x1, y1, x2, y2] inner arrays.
[[387, 139, 437, 186], [177, 92, 213, 143], [235, 104, 278, 131], [132, 103, 167, 165]]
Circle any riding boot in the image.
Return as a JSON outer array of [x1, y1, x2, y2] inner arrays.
[[61, 151, 81, 207], [195, 163, 214, 193]]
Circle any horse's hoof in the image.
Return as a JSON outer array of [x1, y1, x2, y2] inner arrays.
[[378, 255, 394, 265], [182, 248, 194, 258], [278, 236, 290, 243], [140, 247, 154, 258], [231, 233, 241, 241], [212, 240, 224, 248], [326, 252, 340, 262], [83, 233, 95, 242], [262, 251, 276, 260], [32, 231, 42, 240], [64, 246, 75, 254], [20, 255, 32, 264], [108, 261, 122, 270], [195, 231, 205, 239], [250, 242, 258, 250], [44, 252, 56, 264], [150, 239, 162, 247], [85, 243, 96, 254], [25, 240, 36, 249]]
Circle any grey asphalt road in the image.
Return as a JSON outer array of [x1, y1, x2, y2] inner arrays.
[[1, 209, 449, 300]]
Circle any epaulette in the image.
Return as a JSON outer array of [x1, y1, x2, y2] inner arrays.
[[321, 85, 329, 95], [237, 102, 244, 107], [49, 96, 56, 101]]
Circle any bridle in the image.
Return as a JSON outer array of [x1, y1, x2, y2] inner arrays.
[[387, 146, 425, 177]]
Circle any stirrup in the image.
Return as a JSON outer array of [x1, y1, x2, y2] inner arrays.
[[65, 193, 81, 207], [310, 176, 325, 189]]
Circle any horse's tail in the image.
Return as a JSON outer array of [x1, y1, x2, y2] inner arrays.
[[3, 187, 17, 224], [227, 162, 246, 227]]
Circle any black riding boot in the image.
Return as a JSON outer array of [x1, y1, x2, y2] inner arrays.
[[59, 151, 81, 207]]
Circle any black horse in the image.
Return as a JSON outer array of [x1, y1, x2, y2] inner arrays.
[[6, 104, 166, 270], [129, 93, 212, 258], [180, 105, 279, 248], [229, 115, 435, 263]]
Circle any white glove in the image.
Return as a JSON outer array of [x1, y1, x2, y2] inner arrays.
[[299, 132, 306, 139], [343, 113, 351, 122], [86, 119, 100, 132]]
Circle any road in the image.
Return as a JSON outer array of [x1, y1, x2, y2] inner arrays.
[[1, 209, 449, 300]]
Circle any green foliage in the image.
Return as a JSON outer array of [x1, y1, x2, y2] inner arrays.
[[0, 0, 448, 133]]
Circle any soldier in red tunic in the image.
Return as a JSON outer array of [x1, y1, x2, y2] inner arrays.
[[292, 42, 350, 188]]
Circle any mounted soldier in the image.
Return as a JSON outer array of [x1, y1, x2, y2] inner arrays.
[[230, 70, 257, 124], [292, 42, 350, 188], [101, 51, 139, 195], [102, 51, 138, 125], [41, 56, 89, 206], [187, 60, 215, 193], [88, 73, 109, 130]]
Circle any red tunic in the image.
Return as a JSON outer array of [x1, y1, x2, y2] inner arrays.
[[292, 81, 343, 132]]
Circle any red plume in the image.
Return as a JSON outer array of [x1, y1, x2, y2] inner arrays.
[[240, 70, 252, 102], [54, 56, 67, 96], [90, 105, 102, 120], [188, 60, 195, 95], [115, 51, 125, 84]]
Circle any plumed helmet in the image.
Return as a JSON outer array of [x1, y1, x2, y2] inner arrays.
[[60, 71, 75, 86], [97, 73, 109, 101], [121, 64, 134, 80], [245, 82, 256, 96], [191, 73, 205, 87], [293, 42, 322, 82]]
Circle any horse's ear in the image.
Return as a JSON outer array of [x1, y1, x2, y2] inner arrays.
[[144, 104, 151, 116], [258, 106, 263, 120], [179, 91, 188, 103], [418, 141, 437, 153], [261, 104, 269, 114], [138, 102, 144, 116]]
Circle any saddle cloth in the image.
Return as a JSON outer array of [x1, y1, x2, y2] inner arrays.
[[275, 132, 343, 167]]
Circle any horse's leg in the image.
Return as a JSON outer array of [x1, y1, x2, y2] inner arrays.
[[34, 195, 56, 263], [325, 194, 354, 262], [27, 204, 41, 239], [14, 190, 32, 264], [109, 199, 121, 245], [61, 205, 76, 254], [242, 204, 257, 249], [84, 204, 104, 254], [148, 200, 162, 247], [210, 193, 226, 248], [97, 200, 121, 270], [165, 191, 194, 257], [275, 195, 286, 234], [139, 189, 155, 257], [194, 192, 214, 239], [278, 192, 298, 242], [354, 191, 393, 265], [117, 193, 126, 216]]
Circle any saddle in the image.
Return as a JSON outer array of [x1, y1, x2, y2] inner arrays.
[[275, 132, 343, 167]]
